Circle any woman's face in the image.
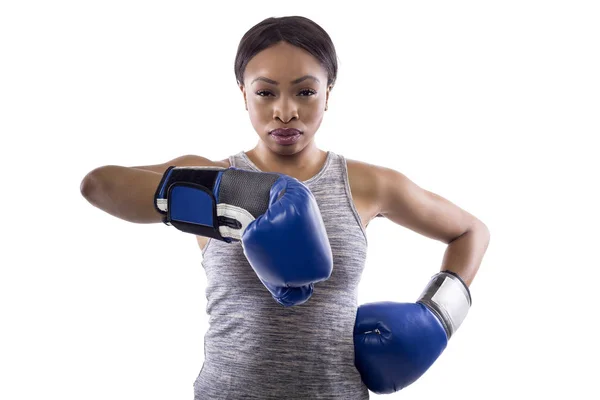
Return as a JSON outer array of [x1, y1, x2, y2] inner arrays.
[[240, 41, 331, 155]]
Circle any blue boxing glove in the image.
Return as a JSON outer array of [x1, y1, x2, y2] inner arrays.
[[354, 271, 472, 394], [154, 166, 333, 306]]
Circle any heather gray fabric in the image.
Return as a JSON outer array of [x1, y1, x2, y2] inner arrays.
[[193, 151, 370, 399]]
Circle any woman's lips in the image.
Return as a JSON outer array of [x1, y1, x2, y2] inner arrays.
[[270, 128, 302, 136], [270, 128, 302, 145]]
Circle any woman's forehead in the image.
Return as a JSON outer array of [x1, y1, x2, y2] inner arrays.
[[245, 45, 327, 84]]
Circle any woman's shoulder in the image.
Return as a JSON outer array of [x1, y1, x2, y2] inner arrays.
[[130, 154, 229, 173], [176, 154, 231, 168], [344, 157, 388, 202], [344, 157, 391, 185]]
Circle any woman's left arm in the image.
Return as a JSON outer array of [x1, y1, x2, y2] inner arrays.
[[374, 166, 491, 286]]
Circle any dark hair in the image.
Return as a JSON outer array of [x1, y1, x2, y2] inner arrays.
[[234, 16, 338, 89]]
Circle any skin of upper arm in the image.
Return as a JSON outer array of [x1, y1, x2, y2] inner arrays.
[[130, 155, 229, 174], [374, 165, 485, 244]]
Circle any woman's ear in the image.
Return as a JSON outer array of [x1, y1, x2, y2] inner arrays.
[[325, 85, 333, 111], [238, 82, 247, 110]]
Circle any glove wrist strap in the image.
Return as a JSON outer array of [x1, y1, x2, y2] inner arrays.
[[417, 271, 471, 339], [154, 166, 282, 242], [154, 166, 229, 240]]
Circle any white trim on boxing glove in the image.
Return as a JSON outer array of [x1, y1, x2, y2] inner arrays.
[[417, 271, 472, 339], [217, 203, 255, 241]]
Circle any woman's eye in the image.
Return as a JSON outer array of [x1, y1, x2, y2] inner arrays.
[[299, 89, 316, 96], [256, 89, 316, 97]]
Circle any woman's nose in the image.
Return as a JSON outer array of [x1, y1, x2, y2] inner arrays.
[[273, 97, 299, 122]]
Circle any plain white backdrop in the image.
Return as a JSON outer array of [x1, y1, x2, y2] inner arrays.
[[1, 1, 598, 399]]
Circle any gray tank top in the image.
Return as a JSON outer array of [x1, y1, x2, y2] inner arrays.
[[193, 151, 369, 399]]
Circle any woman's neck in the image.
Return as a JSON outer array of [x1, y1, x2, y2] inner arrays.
[[246, 141, 327, 181]]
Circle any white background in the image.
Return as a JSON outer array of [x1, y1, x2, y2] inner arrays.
[[1, 1, 599, 399]]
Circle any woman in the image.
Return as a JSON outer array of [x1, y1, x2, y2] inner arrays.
[[81, 15, 490, 399]]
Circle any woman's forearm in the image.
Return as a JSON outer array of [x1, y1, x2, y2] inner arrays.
[[440, 221, 491, 286], [80, 166, 164, 224]]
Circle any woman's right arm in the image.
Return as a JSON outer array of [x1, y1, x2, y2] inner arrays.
[[80, 155, 224, 224]]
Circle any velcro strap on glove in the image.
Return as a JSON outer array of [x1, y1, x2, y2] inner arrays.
[[167, 182, 226, 240], [154, 166, 281, 242], [417, 271, 472, 339], [155, 166, 228, 240]]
